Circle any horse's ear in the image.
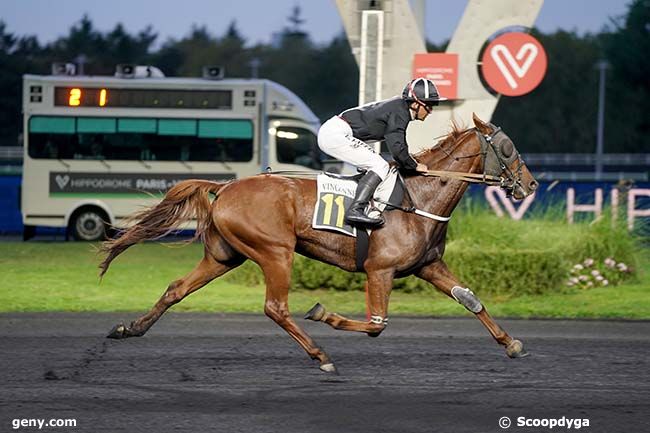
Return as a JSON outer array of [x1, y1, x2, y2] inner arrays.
[[472, 113, 491, 135]]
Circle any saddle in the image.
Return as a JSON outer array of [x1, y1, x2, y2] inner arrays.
[[312, 167, 406, 270], [322, 170, 366, 182]]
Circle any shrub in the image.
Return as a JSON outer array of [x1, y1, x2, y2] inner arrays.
[[291, 257, 366, 291], [444, 247, 565, 296], [222, 260, 263, 285], [222, 204, 644, 297]]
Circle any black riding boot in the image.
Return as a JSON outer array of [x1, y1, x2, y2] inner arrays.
[[345, 171, 385, 227]]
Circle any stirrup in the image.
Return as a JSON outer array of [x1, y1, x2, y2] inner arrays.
[[345, 209, 385, 227]]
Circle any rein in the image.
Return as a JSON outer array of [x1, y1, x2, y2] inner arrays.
[[372, 197, 452, 222], [417, 126, 522, 192], [420, 169, 502, 185], [395, 125, 517, 222]]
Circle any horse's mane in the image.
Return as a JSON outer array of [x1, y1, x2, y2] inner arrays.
[[413, 122, 476, 160]]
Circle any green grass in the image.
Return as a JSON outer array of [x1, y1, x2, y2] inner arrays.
[[0, 242, 648, 318]]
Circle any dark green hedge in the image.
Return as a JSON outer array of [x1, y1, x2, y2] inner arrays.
[[219, 208, 641, 297], [222, 247, 565, 296]]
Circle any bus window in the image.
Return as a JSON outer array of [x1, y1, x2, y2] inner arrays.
[[105, 133, 147, 160], [28, 116, 75, 159], [27, 116, 253, 162], [146, 135, 190, 161], [76, 134, 107, 159], [195, 137, 253, 162], [275, 127, 321, 170], [29, 133, 76, 159], [196, 119, 253, 162]]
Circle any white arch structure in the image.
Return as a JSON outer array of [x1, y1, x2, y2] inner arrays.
[[334, 0, 544, 151]]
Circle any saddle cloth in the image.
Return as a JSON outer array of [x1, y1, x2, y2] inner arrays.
[[312, 167, 400, 237]]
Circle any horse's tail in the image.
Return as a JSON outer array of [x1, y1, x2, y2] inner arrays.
[[99, 179, 230, 276]]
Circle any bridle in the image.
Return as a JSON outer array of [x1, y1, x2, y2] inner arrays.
[[420, 124, 526, 197], [478, 124, 526, 197], [375, 124, 526, 222]]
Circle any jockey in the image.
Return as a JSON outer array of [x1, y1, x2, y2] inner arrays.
[[317, 78, 445, 226]]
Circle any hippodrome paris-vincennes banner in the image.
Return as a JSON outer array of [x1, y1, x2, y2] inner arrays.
[[49, 172, 234, 195]]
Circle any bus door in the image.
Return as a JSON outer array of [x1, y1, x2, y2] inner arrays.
[[268, 120, 323, 172]]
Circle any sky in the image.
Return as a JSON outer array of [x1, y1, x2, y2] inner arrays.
[[0, 0, 631, 47]]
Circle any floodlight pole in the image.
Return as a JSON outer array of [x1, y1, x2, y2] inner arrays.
[[249, 58, 261, 79], [74, 54, 87, 75], [595, 60, 609, 181]]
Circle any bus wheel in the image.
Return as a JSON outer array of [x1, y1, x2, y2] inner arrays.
[[71, 209, 108, 241]]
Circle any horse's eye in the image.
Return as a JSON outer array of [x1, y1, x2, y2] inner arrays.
[[501, 141, 513, 158]]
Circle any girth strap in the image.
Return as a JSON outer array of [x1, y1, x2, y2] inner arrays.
[[355, 229, 370, 271]]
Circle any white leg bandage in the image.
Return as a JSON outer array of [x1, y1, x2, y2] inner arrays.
[[451, 286, 483, 313]]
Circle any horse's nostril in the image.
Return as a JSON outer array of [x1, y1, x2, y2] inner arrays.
[[529, 181, 538, 190]]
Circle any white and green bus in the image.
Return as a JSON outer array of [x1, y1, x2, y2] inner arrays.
[[22, 66, 328, 240]]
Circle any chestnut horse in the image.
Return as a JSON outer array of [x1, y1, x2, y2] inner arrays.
[[101, 114, 538, 374]]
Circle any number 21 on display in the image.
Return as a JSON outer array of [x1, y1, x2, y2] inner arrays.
[[68, 88, 107, 107]]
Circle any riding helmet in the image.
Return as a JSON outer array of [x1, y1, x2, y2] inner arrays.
[[402, 78, 447, 106]]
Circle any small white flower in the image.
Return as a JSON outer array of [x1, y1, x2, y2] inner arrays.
[[586, 281, 594, 287], [566, 281, 574, 286], [583, 258, 594, 267], [602, 280, 609, 286], [595, 275, 604, 281], [617, 263, 628, 272], [604, 258, 616, 268], [578, 275, 589, 282], [570, 277, 579, 284], [573, 264, 584, 271], [591, 270, 600, 277]]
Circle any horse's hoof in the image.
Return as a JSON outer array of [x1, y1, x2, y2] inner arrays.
[[367, 331, 382, 338], [304, 303, 326, 321], [319, 362, 338, 375], [107, 323, 127, 339], [506, 339, 529, 358]]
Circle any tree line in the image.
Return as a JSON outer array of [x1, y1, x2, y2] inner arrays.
[[0, 1, 647, 153]]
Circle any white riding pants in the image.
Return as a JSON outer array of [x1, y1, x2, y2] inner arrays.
[[317, 116, 390, 180]]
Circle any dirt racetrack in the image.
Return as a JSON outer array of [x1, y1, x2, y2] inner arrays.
[[1, 313, 649, 432]]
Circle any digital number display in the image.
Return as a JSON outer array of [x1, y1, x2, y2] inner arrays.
[[54, 87, 232, 109]]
